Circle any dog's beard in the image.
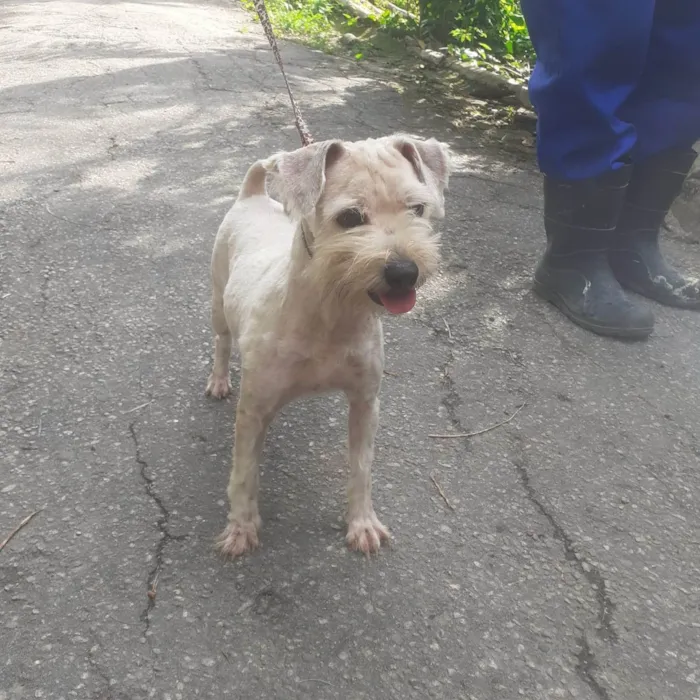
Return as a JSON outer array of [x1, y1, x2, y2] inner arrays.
[[303, 221, 441, 319]]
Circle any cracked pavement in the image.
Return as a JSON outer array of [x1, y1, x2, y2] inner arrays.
[[2, 1, 700, 699]]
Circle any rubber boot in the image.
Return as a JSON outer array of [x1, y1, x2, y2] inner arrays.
[[533, 166, 655, 339], [609, 149, 700, 310]]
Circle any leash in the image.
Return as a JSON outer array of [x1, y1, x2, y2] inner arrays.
[[252, 0, 314, 147], [252, 0, 316, 256]]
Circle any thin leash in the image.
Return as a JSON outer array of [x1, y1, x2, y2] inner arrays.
[[252, 0, 316, 257], [252, 0, 314, 148]]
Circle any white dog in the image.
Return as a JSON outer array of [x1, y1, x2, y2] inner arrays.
[[206, 134, 451, 558]]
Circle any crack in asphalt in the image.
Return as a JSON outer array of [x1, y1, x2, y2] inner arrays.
[[510, 433, 618, 644], [427, 312, 618, 646], [39, 267, 51, 315], [87, 635, 113, 692], [189, 55, 215, 90], [107, 135, 118, 160], [128, 420, 185, 634], [425, 313, 616, 697], [575, 633, 612, 700], [438, 346, 468, 435]]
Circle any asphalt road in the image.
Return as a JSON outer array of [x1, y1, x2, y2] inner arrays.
[[2, 2, 700, 699]]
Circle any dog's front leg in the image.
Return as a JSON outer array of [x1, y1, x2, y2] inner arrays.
[[345, 395, 390, 554], [216, 388, 274, 558]]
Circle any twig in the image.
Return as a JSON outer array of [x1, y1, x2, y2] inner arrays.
[[123, 400, 153, 415], [298, 679, 333, 687], [429, 403, 526, 439], [45, 202, 81, 226], [106, 614, 135, 627], [443, 319, 453, 339], [430, 472, 455, 511], [385, 1, 416, 19], [383, 369, 399, 378], [0, 509, 43, 552], [37, 416, 42, 437], [334, 0, 380, 20]]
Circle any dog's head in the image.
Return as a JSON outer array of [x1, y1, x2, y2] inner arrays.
[[272, 134, 452, 315]]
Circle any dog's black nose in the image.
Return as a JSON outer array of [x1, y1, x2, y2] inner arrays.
[[383, 260, 419, 289]]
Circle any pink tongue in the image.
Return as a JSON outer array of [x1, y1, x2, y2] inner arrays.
[[379, 289, 417, 314]]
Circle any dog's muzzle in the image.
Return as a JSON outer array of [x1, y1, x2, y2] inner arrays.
[[369, 259, 419, 314]]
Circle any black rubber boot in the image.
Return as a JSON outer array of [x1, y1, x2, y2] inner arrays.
[[533, 166, 655, 339], [609, 148, 700, 310]]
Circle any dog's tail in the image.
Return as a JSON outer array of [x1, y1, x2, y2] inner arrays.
[[236, 154, 281, 202]]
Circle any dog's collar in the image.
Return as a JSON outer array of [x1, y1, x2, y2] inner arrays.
[[300, 221, 313, 258]]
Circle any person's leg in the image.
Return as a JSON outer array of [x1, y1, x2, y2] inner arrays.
[[521, 0, 655, 338], [523, 0, 655, 180], [610, 1, 700, 309], [621, 0, 700, 163]]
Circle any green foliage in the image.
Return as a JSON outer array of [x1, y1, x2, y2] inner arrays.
[[249, 0, 534, 68], [410, 0, 533, 63], [368, 6, 419, 36], [243, 0, 339, 48], [440, 0, 532, 62]]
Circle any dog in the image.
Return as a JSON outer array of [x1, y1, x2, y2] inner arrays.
[[205, 134, 451, 557]]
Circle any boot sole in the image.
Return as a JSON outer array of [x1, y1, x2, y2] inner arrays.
[[533, 280, 653, 340]]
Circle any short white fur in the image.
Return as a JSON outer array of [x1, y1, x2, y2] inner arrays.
[[206, 134, 452, 557]]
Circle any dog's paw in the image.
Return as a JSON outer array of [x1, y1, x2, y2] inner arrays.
[[206, 373, 231, 399], [215, 519, 260, 558], [346, 514, 390, 555]]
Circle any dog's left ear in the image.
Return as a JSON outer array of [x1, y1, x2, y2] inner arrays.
[[392, 136, 452, 215], [273, 140, 345, 219]]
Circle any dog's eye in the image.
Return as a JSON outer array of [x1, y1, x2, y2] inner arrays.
[[411, 204, 425, 217], [336, 208, 365, 229]]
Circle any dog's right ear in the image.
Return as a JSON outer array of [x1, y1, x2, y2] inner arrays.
[[273, 140, 345, 219]]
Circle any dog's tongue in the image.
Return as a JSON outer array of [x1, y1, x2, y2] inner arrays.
[[379, 289, 417, 314]]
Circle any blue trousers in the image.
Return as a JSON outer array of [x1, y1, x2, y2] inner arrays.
[[520, 0, 700, 180]]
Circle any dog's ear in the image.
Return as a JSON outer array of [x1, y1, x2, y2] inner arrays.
[[391, 136, 452, 214], [273, 140, 345, 219]]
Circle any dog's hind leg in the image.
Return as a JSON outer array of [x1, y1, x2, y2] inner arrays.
[[206, 219, 235, 399], [205, 284, 232, 399]]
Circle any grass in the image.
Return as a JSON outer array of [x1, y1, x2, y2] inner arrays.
[[242, 0, 345, 52], [242, 0, 533, 74]]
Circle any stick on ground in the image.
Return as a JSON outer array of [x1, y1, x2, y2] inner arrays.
[[428, 403, 526, 439], [123, 400, 153, 415], [0, 509, 43, 553], [430, 472, 455, 511]]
